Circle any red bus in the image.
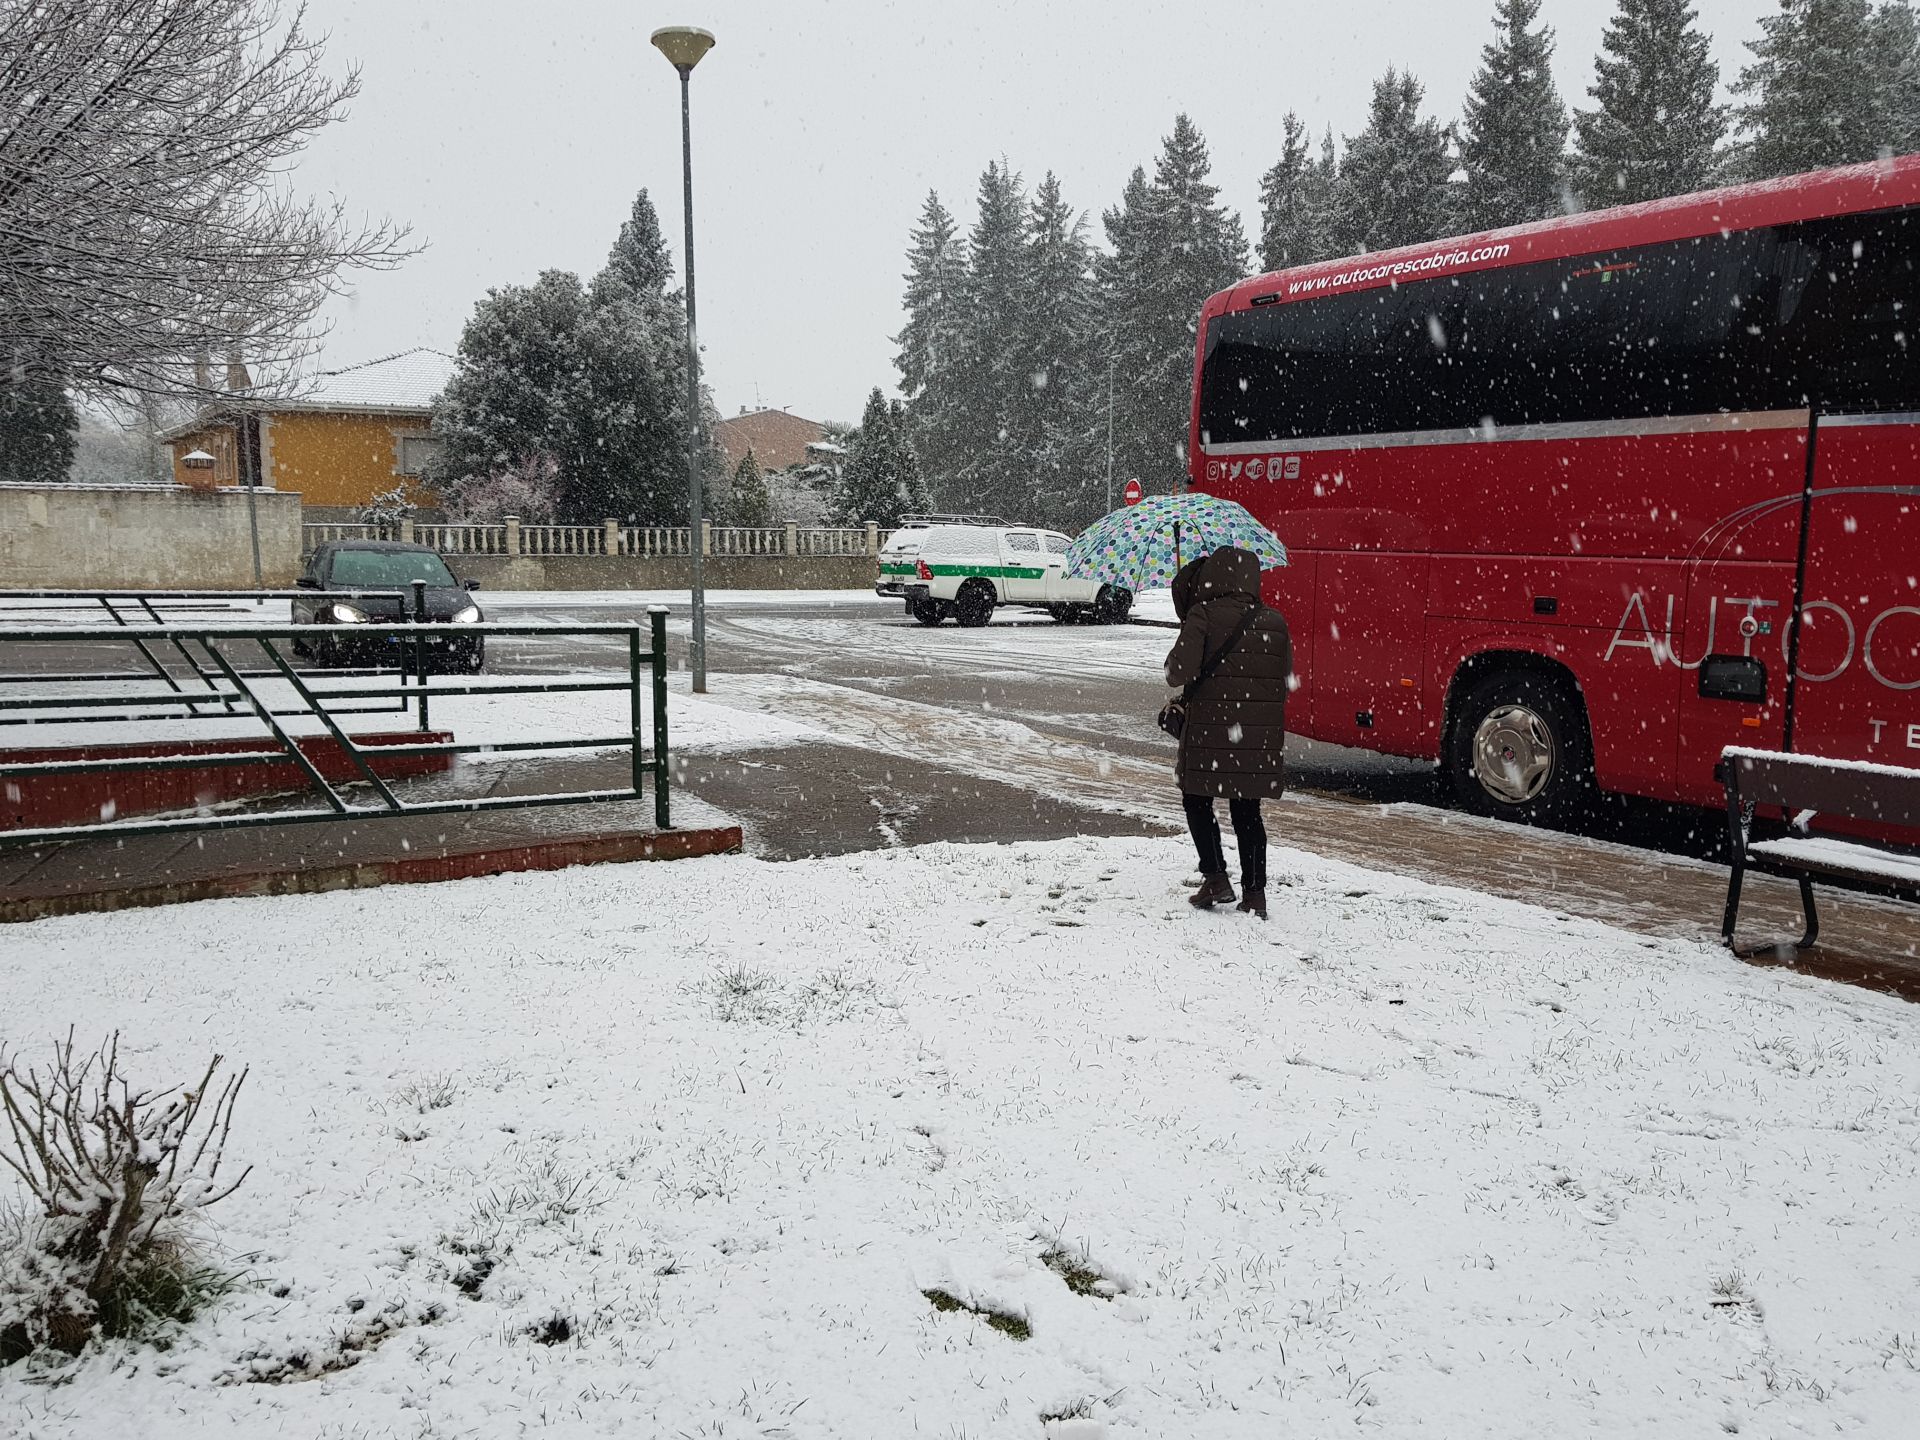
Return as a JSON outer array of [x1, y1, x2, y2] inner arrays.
[[1190, 157, 1920, 823]]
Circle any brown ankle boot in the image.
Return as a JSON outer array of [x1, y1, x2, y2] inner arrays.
[[1236, 886, 1267, 919], [1189, 873, 1236, 909]]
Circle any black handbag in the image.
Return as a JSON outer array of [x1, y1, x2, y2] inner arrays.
[[1158, 606, 1261, 739]]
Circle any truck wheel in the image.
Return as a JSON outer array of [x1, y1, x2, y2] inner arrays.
[[1093, 585, 1131, 625], [954, 579, 996, 628], [911, 598, 944, 626], [1446, 669, 1593, 824]]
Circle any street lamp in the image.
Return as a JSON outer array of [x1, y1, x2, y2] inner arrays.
[[652, 24, 716, 693]]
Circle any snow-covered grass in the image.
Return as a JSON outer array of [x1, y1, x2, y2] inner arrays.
[[2, 836, 1916, 1437]]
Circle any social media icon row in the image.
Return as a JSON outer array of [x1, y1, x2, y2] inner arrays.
[[1205, 455, 1301, 482]]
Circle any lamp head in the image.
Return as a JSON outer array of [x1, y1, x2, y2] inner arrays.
[[651, 25, 715, 73]]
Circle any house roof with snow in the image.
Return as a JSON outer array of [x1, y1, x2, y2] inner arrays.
[[156, 348, 458, 441], [297, 348, 457, 412]]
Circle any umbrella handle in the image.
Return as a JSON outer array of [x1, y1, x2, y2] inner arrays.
[[1174, 518, 1181, 574]]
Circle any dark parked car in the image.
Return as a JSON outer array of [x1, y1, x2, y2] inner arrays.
[[292, 541, 485, 672]]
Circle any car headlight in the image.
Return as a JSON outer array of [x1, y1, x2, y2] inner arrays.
[[452, 605, 482, 624], [330, 603, 369, 624]]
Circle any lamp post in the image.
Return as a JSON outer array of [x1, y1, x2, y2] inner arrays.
[[1104, 349, 1116, 513], [652, 24, 716, 693]]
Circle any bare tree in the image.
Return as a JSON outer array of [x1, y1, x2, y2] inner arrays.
[[0, 0, 414, 403]]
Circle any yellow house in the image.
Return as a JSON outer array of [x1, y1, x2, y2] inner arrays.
[[162, 349, 456, 517]]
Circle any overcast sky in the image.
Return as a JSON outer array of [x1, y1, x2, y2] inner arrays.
[[297, 0, 1767, 424]]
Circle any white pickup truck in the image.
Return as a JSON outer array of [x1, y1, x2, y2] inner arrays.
[[893, 523, 1132, 627]]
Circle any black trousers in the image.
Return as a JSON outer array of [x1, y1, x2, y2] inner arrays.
[[1183, 793, 1267, 889]]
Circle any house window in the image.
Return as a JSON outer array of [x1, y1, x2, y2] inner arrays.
[[397, 434, 442, 476]]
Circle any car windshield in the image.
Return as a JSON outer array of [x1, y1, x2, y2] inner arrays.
[[327, 548, 456, 588]]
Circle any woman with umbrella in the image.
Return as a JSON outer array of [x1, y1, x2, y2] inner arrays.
[[1164, 546, 1292, 918], [1063, 494, 1293, 917]]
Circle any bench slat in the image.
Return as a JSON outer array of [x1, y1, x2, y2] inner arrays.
[[1747, 835, 1920, 890], [1724, 751, 1920, 830]]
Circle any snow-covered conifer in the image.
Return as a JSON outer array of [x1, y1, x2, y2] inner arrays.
[[1458, 0, 1569, 230], [1258, 114, 1343, 271], [1571, 0, 1724, 206], [725, 452, 777, 528], [1735, 0, 1890, 178], [894, 192, 970, 498], [1097, 118, 1248, 494], [1329, 71, 1456, 254], [0, 372, 78, 484]]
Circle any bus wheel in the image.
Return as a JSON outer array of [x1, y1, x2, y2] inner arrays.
[[1447, 670, 1593, 824], [911, 598, 945, 626], [954, 579, 996, 628]]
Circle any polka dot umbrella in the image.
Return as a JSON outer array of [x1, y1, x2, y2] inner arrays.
[[1063, 493, 1288, 595]]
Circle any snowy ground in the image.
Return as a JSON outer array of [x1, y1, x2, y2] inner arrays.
[[4, 675, 822, 759], [3, 837, 1916, 1438]]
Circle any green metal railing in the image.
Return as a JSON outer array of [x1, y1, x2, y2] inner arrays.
[[0, 587, 415, 723], [0, 608, 673, 845]]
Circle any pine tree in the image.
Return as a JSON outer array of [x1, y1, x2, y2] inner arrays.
[[1735, 0, 1890, 179], [1017, 172, 1097, 527], [894, 191, 970, 497], [888, 398, 932, 518], [1097, 117, 1250, 493], [1571, 0, 1724, 206], [0, 369, 78, 483], [726, 451, 776, 527], [1257, 113, 1328, 271], [948, 161, 1033, 519], [833, 388, 923, 526], [1329, 70, 1456, 254], [599, 189, 676, 297], [1874, 0, 1920, 154], [1458, 0, 1569, 230]]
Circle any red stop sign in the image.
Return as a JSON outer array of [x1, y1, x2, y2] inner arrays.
[[1122, 478, 1144, 506]]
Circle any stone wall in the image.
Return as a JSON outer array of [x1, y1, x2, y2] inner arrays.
[[453, 554, 880, 592], [0, 483, 303, 589]]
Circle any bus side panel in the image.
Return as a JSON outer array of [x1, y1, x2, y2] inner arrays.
[[1672, 558, 1795, 805], [1222, 428, 1806, 565], [1311, 553, 1432, 755], [1260, 551, 1319, 737], [1796, 419, 1920, 767], [1429, 556, 1690, 799]]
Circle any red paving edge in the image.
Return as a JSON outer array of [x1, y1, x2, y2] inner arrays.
[[1, 732, 454, 830], [0, 825, 744, 924]]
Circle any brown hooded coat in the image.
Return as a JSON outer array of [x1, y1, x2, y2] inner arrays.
[[1164, 547, 1292, 800]]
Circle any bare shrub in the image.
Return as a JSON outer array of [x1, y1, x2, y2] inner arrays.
[[446, 452, 562, 524], [0, 1031, 249, 1358]]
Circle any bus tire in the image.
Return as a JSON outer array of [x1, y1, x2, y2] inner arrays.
[[954, 579, 996, 628], [911, 598, 945, 626], [1446, 669, 1593, 824]]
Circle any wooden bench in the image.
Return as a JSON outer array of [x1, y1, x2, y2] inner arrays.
[[1720, 746, 1920, 954]]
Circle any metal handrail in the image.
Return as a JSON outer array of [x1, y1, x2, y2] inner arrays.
[[0, 610, 673, 843]]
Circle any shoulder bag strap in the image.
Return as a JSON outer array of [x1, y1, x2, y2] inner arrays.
[[1181, 605, 1262, 702]]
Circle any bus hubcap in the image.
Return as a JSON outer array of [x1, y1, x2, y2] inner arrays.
[[1472, 704, 1556, 805]]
